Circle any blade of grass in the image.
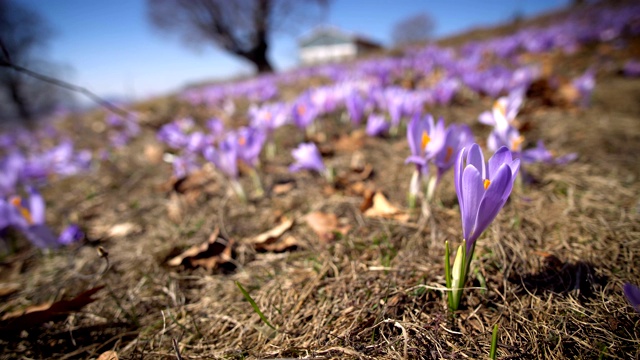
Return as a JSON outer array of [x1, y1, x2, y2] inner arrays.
[[235, 281, 276, 330], [490, 323, 499, 359]]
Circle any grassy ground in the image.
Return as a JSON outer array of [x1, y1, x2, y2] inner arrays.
[[1, 10, 640, 360]]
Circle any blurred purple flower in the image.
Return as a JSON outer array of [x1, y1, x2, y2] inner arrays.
[[405, 114, 446, 172], [203, 134, 239, 179], [455, 144, 520, 252], [623, 60, 640, 77], [366, 114, 390, 137], [572, 69, 595, 107], [236, 126, 266, 167], [292, 97, 319, 129], [434, 124, 474, 178], [478, 87, 525, 134], [289, 142, 325, 173], [58, 224, 84, 245], [172, 153, 200, 179], [345, 90, 366, 125], [206, 117, 226, 140], [521, 140, 578, 165], [7, 187, 60, 249], [624, 283, 640, 313], [249, 103, 289, 133]]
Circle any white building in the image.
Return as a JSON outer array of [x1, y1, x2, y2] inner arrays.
[[298, 27, 382, 66]]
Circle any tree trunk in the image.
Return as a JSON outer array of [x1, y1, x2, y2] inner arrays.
[[241, 40, 273, 74]]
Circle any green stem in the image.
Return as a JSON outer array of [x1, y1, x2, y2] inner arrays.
[[490, 323, 499, 359]]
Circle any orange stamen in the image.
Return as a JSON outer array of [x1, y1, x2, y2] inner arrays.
[[444, 146, 453, 162], [10, 197, 33, 224], [493, 100, 506, 117], [297, 105, 306, 116], [511, 135, 525, 151], [238, 136, 247, 146], [483, 179, 491, 190], [421, 131, 431, 150]]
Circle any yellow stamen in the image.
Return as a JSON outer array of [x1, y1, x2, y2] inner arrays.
[[483, 179, 491, 190], [444, 146, 453, 162], [493, 100, 506, 117], [421, 131, 431, 150], [511, 135, 525, 151], [10, 197, 33, 224]]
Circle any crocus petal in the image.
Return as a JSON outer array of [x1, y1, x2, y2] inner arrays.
[[470, 164, 513, 247], [404, 155, 427, 166], [461, 165, 484, 242], [27, 187, 46, 225], [478, 111, 496, 126], [454, 147, 467, 215], [487, 146, 512, 179], [624, 283, 640, 312], [466, 144, 485, 178]]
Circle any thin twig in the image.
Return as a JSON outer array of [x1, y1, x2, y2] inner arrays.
[[0, 38, 131, 117]]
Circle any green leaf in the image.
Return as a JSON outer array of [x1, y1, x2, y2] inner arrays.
[[235, 281, 276, 330], [490, 323, 499, 359], [450, 241, 466, 311]]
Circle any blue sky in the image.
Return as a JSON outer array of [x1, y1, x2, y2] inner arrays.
[[19, 0, 569, 100]]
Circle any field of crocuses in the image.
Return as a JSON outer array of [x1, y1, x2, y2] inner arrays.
[[2, 2, 640, 359]]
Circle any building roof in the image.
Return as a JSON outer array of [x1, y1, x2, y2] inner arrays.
[[298, 26, 382, 49]]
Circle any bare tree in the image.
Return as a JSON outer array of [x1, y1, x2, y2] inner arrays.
[[147, 0, 329, 74], [392, 13, 436, 46], [0, 0, 71, 124]]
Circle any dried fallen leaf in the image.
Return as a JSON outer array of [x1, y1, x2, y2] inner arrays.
[[335, 130, 366, 152], [167, 228, 234, 271], [107, 222, 139, 238], [259, 235, 300, 252], [363, 192, 409, 223], [166, 192, 185, 224], [0, 283, 20, 297], [97, 351, 119, 360], [0, 286, 104, 334], [250, 218, 294, 251], [144, 144, 163, 164], [272, 181, 295, 195], [304, 212, 350, 242]]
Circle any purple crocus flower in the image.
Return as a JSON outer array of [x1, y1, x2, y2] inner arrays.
[[345, 90, 366, 125], [405, 114, 446, 173], [572, 69, 595, 107], [8, 187, 60, 249], [291, 96, 319, 130], [172, 153, 200, 179], [623, 60, 640, 77], [206, 117, 226, 140], [58, 224, 84, 245], [366, 114, 390, 137], [289, 142, 325, 173], [478, 87, 525, 135], [455, 144, 520, 252], [0, 152, 24, 197], [521, 140, 578, 165], [235, 126, 266, 167], [434, 124, 474, 178], [624, 283, 640, 313], [203, 134, 239, 179]]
